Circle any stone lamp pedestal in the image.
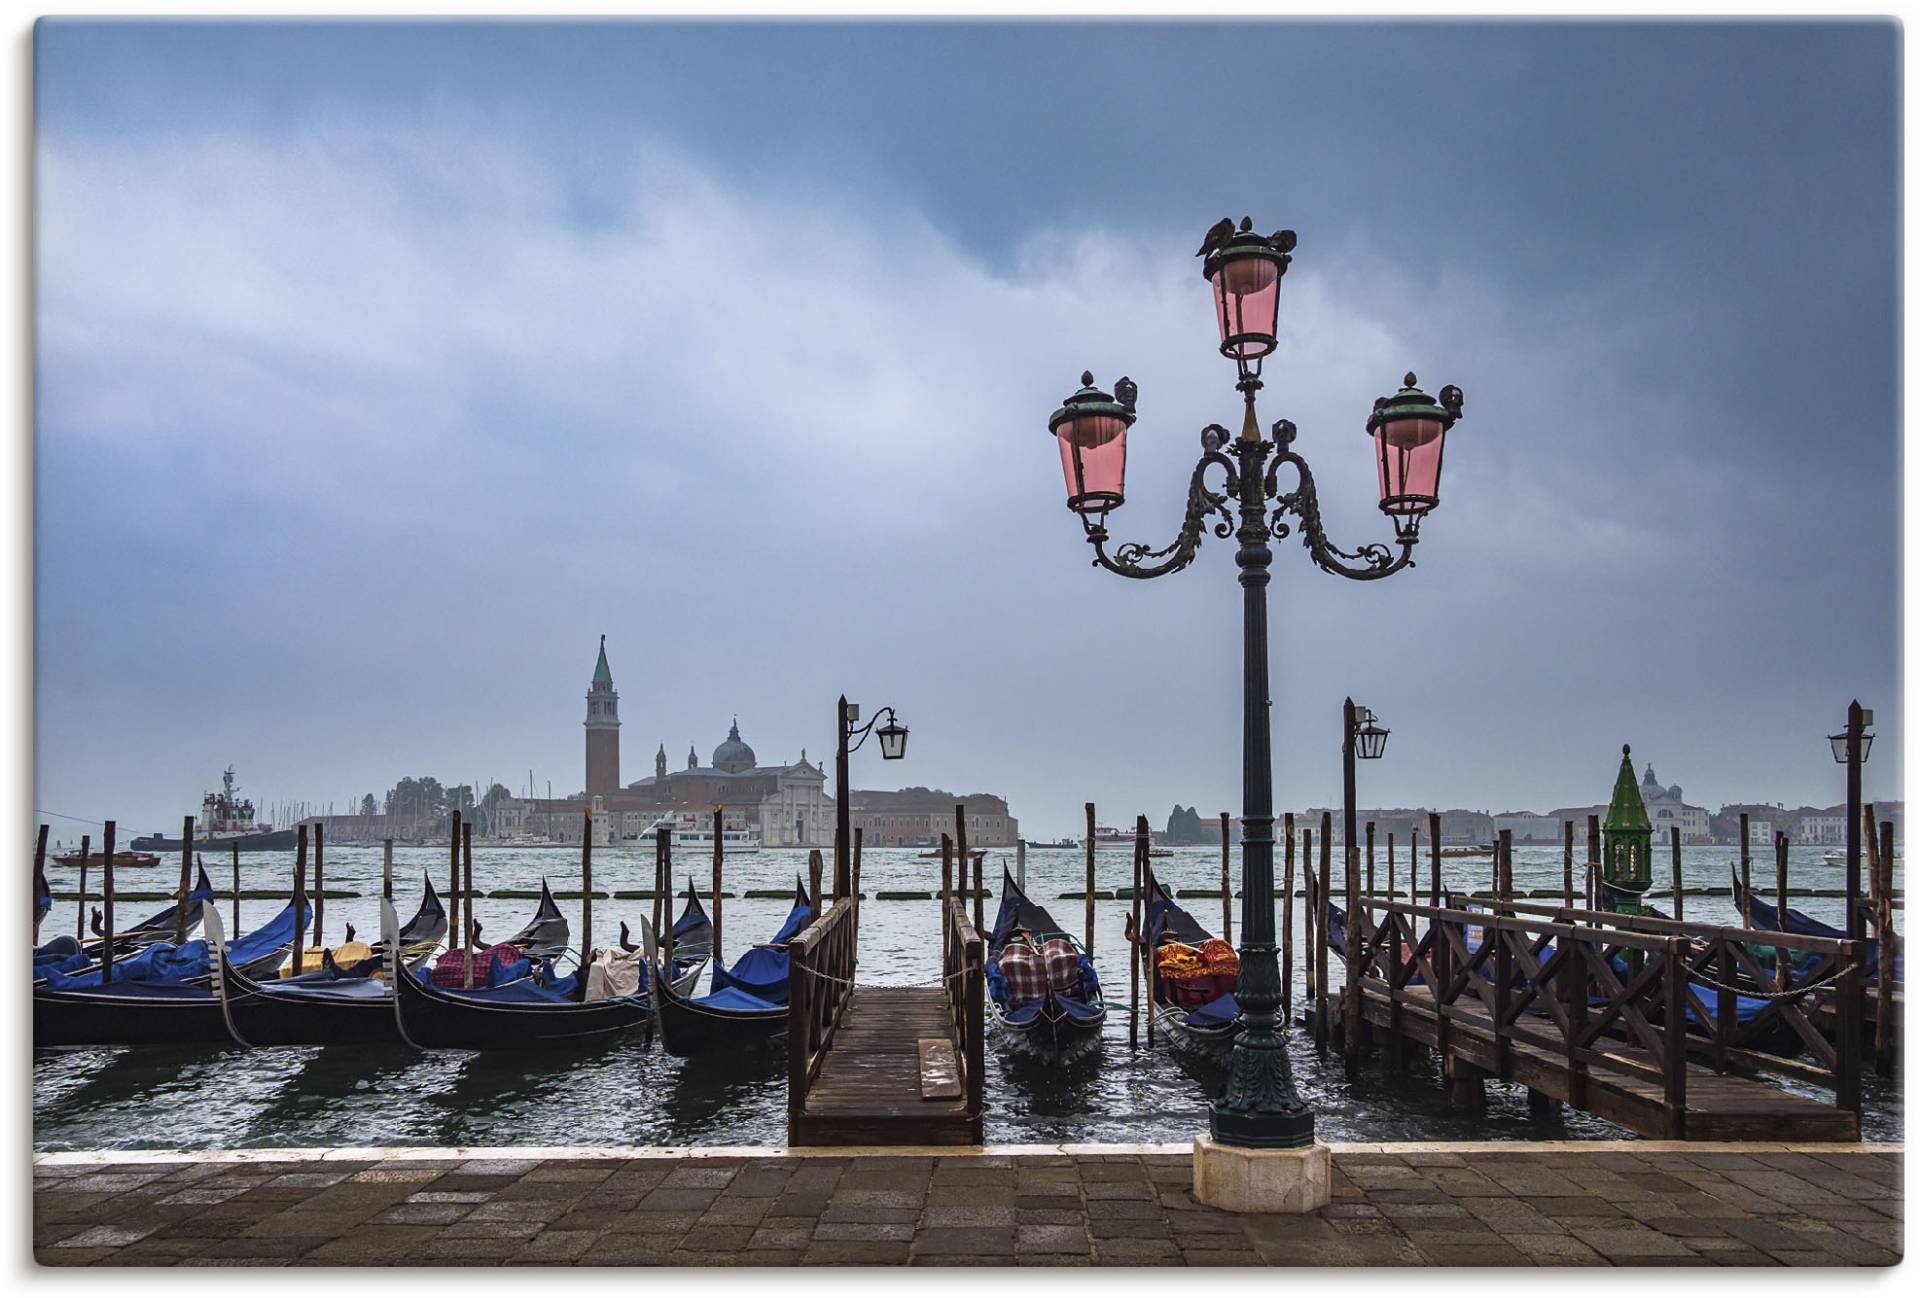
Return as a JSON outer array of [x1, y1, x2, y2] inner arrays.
[[1192, 1136, 1331, 1214]]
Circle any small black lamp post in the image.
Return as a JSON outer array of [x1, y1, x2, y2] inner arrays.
[[1044, 217, 1464, 1152], [836, 696, 907, 898], [1828, 699, 1874, 941], [1341, 698, 1388, 1062]]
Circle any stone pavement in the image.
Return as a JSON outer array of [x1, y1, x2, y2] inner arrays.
[[33, 1142, 1902, 1267]]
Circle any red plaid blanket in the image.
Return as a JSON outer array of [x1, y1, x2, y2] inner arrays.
[[1038, 938, 1082, 995], [998, 945, 1048, 1006], [432, 943, 525, 988]]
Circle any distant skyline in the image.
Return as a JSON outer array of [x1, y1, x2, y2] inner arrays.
[[33, 20, 1901, 840]]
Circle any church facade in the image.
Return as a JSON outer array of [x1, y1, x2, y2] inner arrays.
[[490, 638, 833, 847]]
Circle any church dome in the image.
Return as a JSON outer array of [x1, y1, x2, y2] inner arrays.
[[713, 719, 757, 773]]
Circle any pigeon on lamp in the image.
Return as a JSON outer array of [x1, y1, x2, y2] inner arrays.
[[1196, 217, 1236, 258], [1270, 229, 1297, 254]]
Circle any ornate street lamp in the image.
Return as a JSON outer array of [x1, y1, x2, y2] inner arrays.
[[1045, 217, 1464, 1164], [836, 696, 907, 898], [1829, 700, 1873, 941]]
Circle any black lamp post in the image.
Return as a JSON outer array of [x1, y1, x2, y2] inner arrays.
[[1341, 698, 1388, 1061], [836, 695, 907, 898], [1045, 218, 1463, 1151], [1828, 699, 1873, 942]]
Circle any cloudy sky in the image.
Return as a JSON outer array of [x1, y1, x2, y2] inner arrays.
[[34, 19, 1900, 839]]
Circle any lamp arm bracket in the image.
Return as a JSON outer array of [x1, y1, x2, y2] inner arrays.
[[1087, 443, 1239, 580], [845, 705, 898, 754], [1267, 435, 1416, 582]]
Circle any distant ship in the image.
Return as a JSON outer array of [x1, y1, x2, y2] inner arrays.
[[644, 816, 762, 855], [129, 766, 298, 853]]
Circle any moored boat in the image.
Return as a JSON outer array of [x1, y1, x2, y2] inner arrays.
[[651, 877, 811, 1057], [1138, 863, 1241, 1052], [986, 868, 1105, 1059]]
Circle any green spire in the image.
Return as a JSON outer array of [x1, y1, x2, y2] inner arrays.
[[1602, 743, 1654, 911], [1604, 744, 1650, 832], [592, 635, 613, 688]]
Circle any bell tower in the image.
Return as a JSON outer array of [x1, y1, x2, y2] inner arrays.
[[585, 635, 620, 798]]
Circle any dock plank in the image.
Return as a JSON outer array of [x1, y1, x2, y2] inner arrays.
[[791, 987, 980, 1144]]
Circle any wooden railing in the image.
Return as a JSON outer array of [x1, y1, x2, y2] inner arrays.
[[1344, 896, 1863, 1136], [787, 897, 857, 1129], [943, 894, 986, 1122], [1435, 892, 1865, 1103]]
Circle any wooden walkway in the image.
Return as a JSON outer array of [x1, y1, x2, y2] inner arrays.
[[789, 988, 980, 1146], [1344, 985, 1858, 1141]]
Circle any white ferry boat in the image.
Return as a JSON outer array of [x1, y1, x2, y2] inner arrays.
[[646, 816, 762, 854]]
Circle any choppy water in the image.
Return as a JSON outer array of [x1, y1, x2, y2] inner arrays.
[[32, 841, 1902, 1150]]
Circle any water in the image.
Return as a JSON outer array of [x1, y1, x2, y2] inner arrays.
[[32, 840, 1902, 1151]]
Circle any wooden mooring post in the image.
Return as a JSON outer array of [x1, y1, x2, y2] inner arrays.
[[1408, 827, 1419, 911], [1219, 811, 1233, 941], [1135, 816, 1152, 1046], [711, 806, 726, 965], [1318, 810, 1332, 1050], [1875, 819, 1895, 1075], [100, 821, 116, 983], [1280, 812, 1294, 1019], [1365, 821, 1376, 899], [1586, 814, 1601, 910], [651, 823, 667, 945], [1427, 812, 1441, 907], [972, 841, 985, 936], [173, 816, 194, 945], [290, 823, 307, 982], [580, 809, 593, 958], [382, 838, 393, 903], [1015, 838, 1026, 891], [1128, 825, 1141, 1049], [1385, 831, 1395, 900], [1670, 826, 1684, 921], [447, 811, 461, 967], [230, 839, 241, 935], [74, 834, 90, 941], [1774, 832, 1791, 986], [1739, 813, 1753, 928], [462, 821, 475, 988], [1083, 802, 1096, 952], [313, 820, 326, 953], [940, 834, 953, 919], [1562, 819, 1575, 909], [809, 850, 824, 923], [1301, 824, 1315, 1028]]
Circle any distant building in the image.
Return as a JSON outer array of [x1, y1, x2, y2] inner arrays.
[[849, 788, 1019, 847], [491, 639, 832, 846], [1493, 813, 1563, 843], [1636, 760, 1712, 844], [1795, 815, 1847, 846]]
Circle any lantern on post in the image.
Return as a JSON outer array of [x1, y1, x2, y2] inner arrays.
[[1202, 218, 1294, 365], [1367, 374, 1464, 540], [1049, 372, 1136, 522]]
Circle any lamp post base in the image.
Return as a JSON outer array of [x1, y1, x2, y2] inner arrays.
[[1192, 1135, 1331, 1215]]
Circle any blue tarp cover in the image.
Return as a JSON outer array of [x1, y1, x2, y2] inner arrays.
[[40, 901, 307, 990], [689, 985, 782, 1013]]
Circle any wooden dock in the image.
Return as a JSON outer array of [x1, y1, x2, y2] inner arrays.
[[1307, 845, 1866, 1143], [786, 887, 985, 1147], [789, 987, 980, 1145]]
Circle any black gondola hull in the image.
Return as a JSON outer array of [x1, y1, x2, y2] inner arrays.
[[391, 959, 650, 1051], [33, 985, 232, 1047], [652, 985, 787, 1057]]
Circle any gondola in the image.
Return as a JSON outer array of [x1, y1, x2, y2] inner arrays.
[[208, 876, 448, 1048], [33, 864, 218, 977], [651, 877, 811, 1058], [986, 868, 1105, 1059], [32, 896, 311, 1047], [384, 892, 705, 1052], [1138, 863, 1241, 1052], [620, 878, 715, 966], [1731, 867, 1902, 983], [503, 878, 570, 959]]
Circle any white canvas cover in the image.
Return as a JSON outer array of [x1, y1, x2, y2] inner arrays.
[[583, 946, 644, 1002]]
